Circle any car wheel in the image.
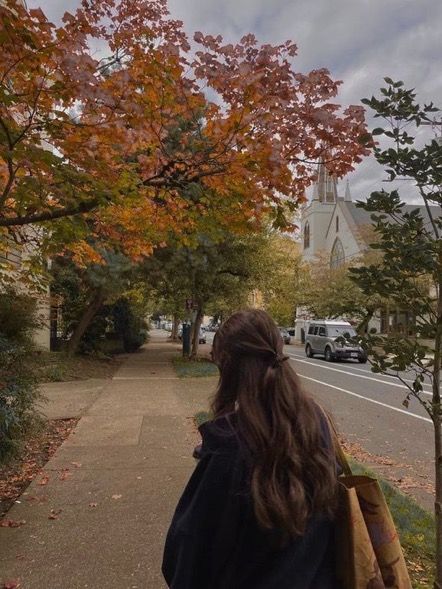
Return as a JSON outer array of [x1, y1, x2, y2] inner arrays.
[[325, 347, 334, 362], [305, 344, 313, 358], [358, 356, 368, 364]]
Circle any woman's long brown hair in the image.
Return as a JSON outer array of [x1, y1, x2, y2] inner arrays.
[[211, 309, 337, 539]]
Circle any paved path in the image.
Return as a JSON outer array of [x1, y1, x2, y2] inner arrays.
[[0, 333, 217, 589]]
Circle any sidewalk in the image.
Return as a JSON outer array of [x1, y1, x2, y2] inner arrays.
[[0, 333, 217, 589]]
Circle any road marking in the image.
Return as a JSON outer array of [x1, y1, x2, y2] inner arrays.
[[296, 373, 432, 423], [290, 350, 419, 380], [288, 354, 432, 396]]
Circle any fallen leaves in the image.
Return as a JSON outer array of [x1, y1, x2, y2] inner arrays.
[[0, 418, 78, 517], [48, 508, 62, 520], [111, 494, 122, 500], [89, 502, 98, 508], [2, 580, 21, 589], [0, 519, 26, 528], [59, 469, 72, 481], [38, 474, 49, 486]]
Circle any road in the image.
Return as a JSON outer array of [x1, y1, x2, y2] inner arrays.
[[285, 344, 434, 510], [203, 332, 434, 509]]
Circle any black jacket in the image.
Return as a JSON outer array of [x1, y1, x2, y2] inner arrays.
[[162, 414, 337, 589]]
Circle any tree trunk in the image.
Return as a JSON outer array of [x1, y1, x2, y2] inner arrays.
[[65, 288, 105, 357], [357, 308, 374, 335], [171, 314, 179, 341], [433, 282, 442, 589], [190, 307, 203, 359]]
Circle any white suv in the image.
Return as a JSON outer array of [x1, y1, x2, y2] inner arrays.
[[305, 320, 367, 363]]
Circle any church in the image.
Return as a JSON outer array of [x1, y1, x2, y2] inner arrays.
[[294, 164, 420, 342]]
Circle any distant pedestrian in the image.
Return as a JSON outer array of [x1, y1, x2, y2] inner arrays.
[[162, 309, 339, 589]]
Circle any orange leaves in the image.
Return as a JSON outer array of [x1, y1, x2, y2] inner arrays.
[[1, 0, 370, 270]]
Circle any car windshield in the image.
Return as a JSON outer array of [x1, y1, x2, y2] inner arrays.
[[328, 326, 356, 338]]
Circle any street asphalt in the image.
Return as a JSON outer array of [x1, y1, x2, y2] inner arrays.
[[285, 344, 434, 510]]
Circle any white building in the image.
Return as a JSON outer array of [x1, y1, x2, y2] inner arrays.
[[294, 163, 438, 342]]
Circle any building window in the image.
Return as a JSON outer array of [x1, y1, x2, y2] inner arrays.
[[336, 215, 339, 232], [330, 238, 345, 269], [304, 222, 310, 249]]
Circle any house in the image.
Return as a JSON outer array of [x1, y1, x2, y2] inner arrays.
[[0, 234, 51, 350]]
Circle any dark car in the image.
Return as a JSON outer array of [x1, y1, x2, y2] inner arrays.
[[279, 328, 291, 345]]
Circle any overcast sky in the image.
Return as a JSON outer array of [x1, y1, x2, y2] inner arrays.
[[30, 0, 442, 203]]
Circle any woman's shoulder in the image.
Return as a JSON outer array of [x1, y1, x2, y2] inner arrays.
[[198, 413, 240, 456]]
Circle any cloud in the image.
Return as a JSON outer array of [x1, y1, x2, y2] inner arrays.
[[30, 0, 442, 203]]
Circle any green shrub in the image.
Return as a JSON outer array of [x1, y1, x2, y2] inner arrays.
[[0, 289, 42, 462], [112, 298, 147, 353]]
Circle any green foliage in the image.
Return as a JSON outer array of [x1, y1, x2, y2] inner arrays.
[[349, 79, 441, 405], [51, 253, 148, 354], [301, 247, 385, 332], [173, 357, 219, 378], [351, 79, 441, 584], [194, 410, 213, 427], [112, 298, 148, 353], [0, 289, 41, 462]]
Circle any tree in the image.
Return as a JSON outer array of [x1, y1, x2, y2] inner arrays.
[[257, 235, 303, 326], [1, 0, 369, 258], [51, 251, 135, 356], [143, 231, 293, 357], [350, 79, 442, 588], [302, 244, 385, 333]]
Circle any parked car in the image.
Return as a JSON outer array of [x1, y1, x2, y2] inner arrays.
[[279, 328, 291, 345], [198, 329, 207, 344], [304, 320, 367, 363]]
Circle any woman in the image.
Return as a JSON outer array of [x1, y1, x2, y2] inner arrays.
[[162, 309, 339, 589]]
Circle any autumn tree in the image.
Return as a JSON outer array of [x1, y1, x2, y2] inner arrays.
[[256, 235, 303, 326], [350, 80, 442, 588], [1, 0, 369, 263], [301, 245, 385, 333]]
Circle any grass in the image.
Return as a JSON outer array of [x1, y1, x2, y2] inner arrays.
[[173, 357, 219, 378], [194, 411, 436, 588], [29, 350, 123, 384]]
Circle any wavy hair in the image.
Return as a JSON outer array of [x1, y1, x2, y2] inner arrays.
[[211, 309, 337, 539]]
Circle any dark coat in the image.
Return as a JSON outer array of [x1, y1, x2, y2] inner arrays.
[[162, 414, 338, 589]]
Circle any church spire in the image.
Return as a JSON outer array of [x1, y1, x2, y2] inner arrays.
[[312, 161, 337, 203], [344, 180, 352, 202]]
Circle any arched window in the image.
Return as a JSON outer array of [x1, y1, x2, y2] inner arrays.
[[336, 215, 339, 232], [304, 222, 310, 249], [330, 238, 345, 269]]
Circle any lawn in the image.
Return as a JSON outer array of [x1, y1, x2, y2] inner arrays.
[[173, 357, 219, 378], [29, 350, 124, 384]]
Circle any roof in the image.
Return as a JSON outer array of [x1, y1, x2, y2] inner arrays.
[[343, 201, 440, 228]]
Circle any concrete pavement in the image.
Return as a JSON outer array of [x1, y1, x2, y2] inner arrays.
[[0, 332, 218, 589]]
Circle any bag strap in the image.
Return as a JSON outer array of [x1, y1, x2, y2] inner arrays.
[[322, 409, 353, 477]]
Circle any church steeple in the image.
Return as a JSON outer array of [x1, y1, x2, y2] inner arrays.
[[312, 161, 337, 203], [344, 180, 352, 202]]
